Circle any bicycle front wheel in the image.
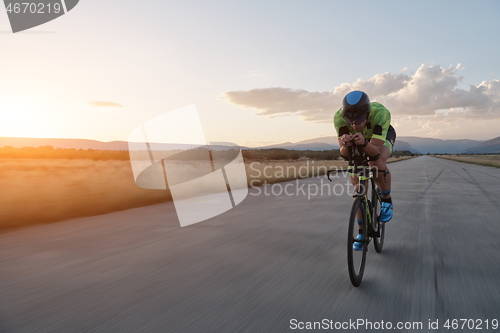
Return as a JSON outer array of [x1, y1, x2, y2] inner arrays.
[[347, 197, 367, 287], [372, 186, 385, 253]]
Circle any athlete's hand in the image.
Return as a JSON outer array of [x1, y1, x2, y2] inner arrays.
[[339, 134, 353, 147], [352, 133, 365, 146]]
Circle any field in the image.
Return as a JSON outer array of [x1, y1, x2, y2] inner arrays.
[[0, 159, 170, 231], [435, 155, 500, 168], [0, 155, 414, 232]]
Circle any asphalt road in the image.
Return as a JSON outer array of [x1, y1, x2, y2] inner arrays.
[[1, 156, 500, 333]]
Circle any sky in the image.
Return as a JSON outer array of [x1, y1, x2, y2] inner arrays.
[[1, 0, 499, 147]]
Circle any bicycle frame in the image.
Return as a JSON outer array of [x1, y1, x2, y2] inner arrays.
[[326, 144, 388, 234], [327, 143, 388, 286], [347, 146, 382, 237]]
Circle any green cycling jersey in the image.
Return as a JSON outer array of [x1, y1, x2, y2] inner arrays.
[[334, 102, 393, 152]]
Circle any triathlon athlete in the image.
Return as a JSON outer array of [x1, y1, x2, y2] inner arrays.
[[334, 91, 396, 250]]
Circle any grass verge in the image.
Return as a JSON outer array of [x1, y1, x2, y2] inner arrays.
[[434, 155, 500, 168]]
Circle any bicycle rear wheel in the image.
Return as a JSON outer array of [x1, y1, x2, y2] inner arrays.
[[347, 197, 367, 287], [372, 186, 385, 253]]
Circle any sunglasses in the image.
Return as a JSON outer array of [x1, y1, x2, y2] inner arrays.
[[345, 114, 367, 125]]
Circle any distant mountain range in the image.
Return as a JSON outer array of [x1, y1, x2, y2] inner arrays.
[[397, 137, 482, 154], [257, 137, 420, 153], [1, 135, 499, 154], [461, 136, 500, 154], [256, 136, 486, 154], [255, 135, 500, 154], [0, 137, 130, 150], [0, 137, 219, 151]]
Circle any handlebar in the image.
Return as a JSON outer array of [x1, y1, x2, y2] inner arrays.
[[326, 143, 389, 182]]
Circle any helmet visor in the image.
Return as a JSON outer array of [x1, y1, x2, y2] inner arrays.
[[345, 113, 367, 125]]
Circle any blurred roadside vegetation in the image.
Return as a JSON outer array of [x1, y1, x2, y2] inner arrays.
[[243, 148, 417, 160], [0, 146, 418, 232], [0, 145, 418, 161], [242, 148, 340, 161], [0, 145, 130, 160]]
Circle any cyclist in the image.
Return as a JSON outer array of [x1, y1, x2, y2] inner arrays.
[[334, 91, 396, 250]]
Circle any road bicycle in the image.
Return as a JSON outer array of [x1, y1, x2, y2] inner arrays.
[[327, 144, 389, 287]]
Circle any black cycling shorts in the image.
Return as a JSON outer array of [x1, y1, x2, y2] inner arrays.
[[383, 125, 396, 153]]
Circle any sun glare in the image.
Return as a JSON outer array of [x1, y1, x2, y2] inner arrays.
[[0, 99, 59, 138]]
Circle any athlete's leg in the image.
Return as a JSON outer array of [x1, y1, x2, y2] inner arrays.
[[368, 145, 393, 222], [368, 145, 391, 197]]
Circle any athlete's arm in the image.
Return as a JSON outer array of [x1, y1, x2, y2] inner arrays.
[[335, 108, 354, 158], [352, 133, 383, 157], [363, 137, 384, 157], [339, 134, 354, 158]]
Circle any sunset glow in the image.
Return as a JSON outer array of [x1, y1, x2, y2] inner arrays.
[[1, 0, 499, 144]]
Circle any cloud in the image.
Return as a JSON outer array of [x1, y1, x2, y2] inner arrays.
[[221, 64, 500, 123], [85, 101, 124, 109], [223, 87, 336, 122]]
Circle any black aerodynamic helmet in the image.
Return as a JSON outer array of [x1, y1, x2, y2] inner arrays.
[[342, 91, 371, 124]]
